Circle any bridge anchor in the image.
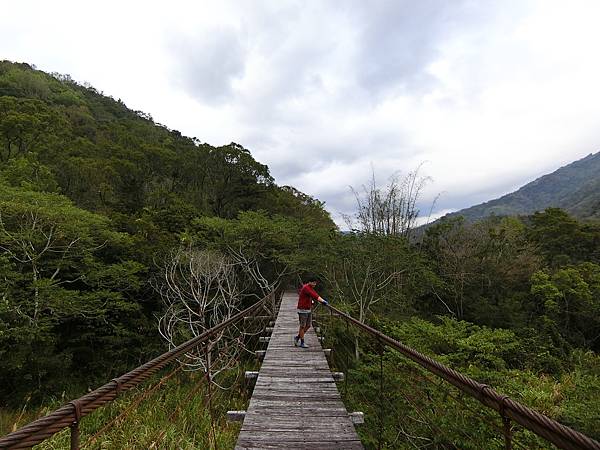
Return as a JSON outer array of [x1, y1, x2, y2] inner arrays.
[[226, 410, 246, 422], [349, 412, 364, 424]]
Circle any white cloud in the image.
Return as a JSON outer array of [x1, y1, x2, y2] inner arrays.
[[1, 0, 600, 228]]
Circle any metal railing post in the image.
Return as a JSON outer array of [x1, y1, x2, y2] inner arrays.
[[270, 291, 276, 317], [378, 339, 384, 450], [503, 416, 513, 450], [205, 343, 218, 450], [69, 400, 82, 450], [500, 396, 513, 450], [344, 320, 350, 397]]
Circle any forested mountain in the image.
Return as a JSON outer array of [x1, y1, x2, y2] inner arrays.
[[0, 60, 334, 405], [0, 61, 333, 227], [445, 151, 600, 222]]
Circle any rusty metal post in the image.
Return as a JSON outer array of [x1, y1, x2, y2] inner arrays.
[[205, 343, 218, 450], [500, 396, 513, 450], [344, 320, 350, 397], [378, 339, 384, 450], [270, 291, 276, 317], [69, 400, 82, 450], [503, 416, 513, 450], [70, 422, 79, 450]]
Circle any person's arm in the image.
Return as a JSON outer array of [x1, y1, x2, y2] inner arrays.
[[306, 285, 329, 305], [317, 295, 329, 305]]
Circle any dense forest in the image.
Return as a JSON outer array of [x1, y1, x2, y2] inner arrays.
[[0, 60, 334, 406], [1, 61, 599, 447]]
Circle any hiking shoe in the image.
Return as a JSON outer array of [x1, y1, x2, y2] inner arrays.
[[300, 342, 309, 349], [294, 336, 300, 347]]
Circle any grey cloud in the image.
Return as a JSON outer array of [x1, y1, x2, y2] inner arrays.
[[230, 1, 493, 129], [160, 1, 568, 227], [169, 28, 246, 103], [256, 132, 417, 182], [347, 0, 489, 96]]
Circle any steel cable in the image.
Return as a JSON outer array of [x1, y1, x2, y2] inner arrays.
[[0, 291, 278, 449], [325, 303, 600, 450]]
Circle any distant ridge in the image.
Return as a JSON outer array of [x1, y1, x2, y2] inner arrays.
[[443, 151, 600, 222]]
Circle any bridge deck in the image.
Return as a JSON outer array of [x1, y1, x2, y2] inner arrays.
[[235, 292, 363, 449]]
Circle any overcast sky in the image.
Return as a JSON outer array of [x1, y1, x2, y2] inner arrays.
[[2, 1, 600, 226]]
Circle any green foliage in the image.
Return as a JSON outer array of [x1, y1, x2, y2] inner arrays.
[[527, 208, 600, 266], [189, 210, 334, 289], [0, 366, 249, 448], [323, 233, 437, 321], [0, 60, 333, 227], [0, 155, 59, 192], [422, 215, 541, 326], [0, 60, 333, 408], [319, 310, 600, 447], [0, 185, 149, 405], [325, 207, 600, 445], [531, 263, 600, 351], [0, 96, 66, 163], [556, 350, 600, 439], [261, 185, 334, 228]]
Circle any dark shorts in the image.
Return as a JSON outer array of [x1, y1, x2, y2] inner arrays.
[[298, 311, 312, 328]]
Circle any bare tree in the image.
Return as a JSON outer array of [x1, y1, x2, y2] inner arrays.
[[321, 233, 411, 360], [227, 245, 282, 314], [155, 246, 282, 386], [345, 165, 431, 238], [155, 248, 246, 385], [0, 209, 99, 325], [324, 256, 405, 360]]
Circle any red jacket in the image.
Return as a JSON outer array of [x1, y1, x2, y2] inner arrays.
[[297, 283, 319, 310]]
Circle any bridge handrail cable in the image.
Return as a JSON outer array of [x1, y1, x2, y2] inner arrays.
[[324, 303, 600, 450], [0, 291, 277, 449]]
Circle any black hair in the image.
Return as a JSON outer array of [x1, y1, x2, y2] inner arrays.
[[305, 274, 319, 283]]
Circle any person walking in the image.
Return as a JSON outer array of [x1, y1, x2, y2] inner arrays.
[[294, 277, 328, 348]]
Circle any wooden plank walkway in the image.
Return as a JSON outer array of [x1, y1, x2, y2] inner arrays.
[[235, 292, 363, 449]]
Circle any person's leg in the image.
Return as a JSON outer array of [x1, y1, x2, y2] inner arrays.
[[303, 311, 312, 334], [296, 312, 311, 347], [299, 312, 312, 347], [296, 313, 308, 345]]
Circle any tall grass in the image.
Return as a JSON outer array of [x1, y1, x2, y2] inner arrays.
[[1, 361, 256, 449]]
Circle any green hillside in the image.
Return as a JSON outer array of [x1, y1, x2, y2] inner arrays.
[[0, 61, 333, 227], [446, 151, 600, 222], [0, 60, 334, 405]]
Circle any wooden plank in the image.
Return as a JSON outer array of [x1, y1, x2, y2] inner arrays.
[[235, 291, 363, 449], [237, 431, 361, 441], [242, 416, 352, 424], [236, 441, 363, 450], [241, 422, 357, 431]]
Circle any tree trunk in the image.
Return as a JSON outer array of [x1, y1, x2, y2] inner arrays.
[[32, 260, 39, 324]]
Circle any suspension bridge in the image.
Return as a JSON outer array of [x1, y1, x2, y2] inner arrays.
[[233, 292, 362, 449], [0, 290, 599, 449]]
